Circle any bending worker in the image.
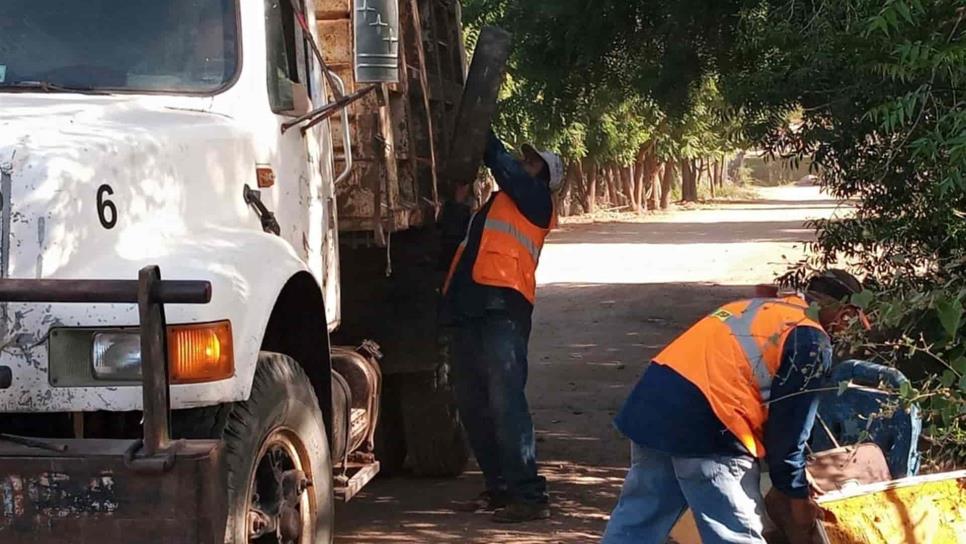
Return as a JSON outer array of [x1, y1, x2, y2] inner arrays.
[[441, 130, 564, 523], [602, 270, 868, 544]]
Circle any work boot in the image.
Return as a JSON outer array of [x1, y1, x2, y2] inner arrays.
[[491, 501, 551, 523], [452, 490, 510, 513]]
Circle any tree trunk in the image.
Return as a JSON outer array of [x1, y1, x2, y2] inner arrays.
[[648, 163, 662, 211], [602, 165, 612, 205], [694, 160, 701, 201], [556, 164, 575, 216], [680, 159, 698, 202], [624, 164, 638, 211], [728, 151, 746, 184], [599, 165, 610, 205], [609, 165, 619, 206], [636, 145, 658, 212], [696, 158, 711, 199], [573, 160, 586, 214], [635, 155, 647, 213], [608, 165, 620, 207], [640, 147, 660, 211], [709, 164, 716, 199], [660, 161, 675, 209], [704, 159, 716, 199], [585, 160, 597, 214]]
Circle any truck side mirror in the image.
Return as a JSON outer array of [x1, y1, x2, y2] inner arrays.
[[290, 82, 311, 116], [278, 81, 311, 117], [353, 0, 400, 83]]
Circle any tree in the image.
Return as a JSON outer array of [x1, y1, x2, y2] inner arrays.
[[726, 0, 966, 467], [463, 0, 748, 210], [464, 0, 966, 467]]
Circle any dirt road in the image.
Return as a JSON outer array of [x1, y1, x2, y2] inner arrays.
[[335, 184, 847, 543]]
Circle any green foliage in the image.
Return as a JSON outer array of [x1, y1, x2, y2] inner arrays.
[[583, 98, 658, 164], [850, 290, 875, 311], [724, 1, 966, 284], [461, 0, 747, 166], [738, 1, 966, 468], [844, 276, 966, 468], [462, 0, 966, 468]]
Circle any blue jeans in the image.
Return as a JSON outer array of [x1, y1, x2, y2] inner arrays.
[[602, 443, 765, 544], [451, 312, 548, 504]]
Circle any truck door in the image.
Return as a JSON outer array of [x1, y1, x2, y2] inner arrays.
[[264, 0, 340, 327]]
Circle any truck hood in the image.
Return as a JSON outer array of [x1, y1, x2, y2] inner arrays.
[[0, 94, 254, 281], [0, 94, 308, 412]]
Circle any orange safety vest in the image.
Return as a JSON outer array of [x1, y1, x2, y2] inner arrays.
[[443, 192, 556, 304], [652, 296, 826, 458]]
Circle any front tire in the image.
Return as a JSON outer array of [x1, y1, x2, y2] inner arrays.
[[176, 352, 334, 544]]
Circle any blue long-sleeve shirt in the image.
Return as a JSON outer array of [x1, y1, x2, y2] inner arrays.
[[614, 326, 832, 498], [482, 132, 553, 227], [440, 132, 552, 322]]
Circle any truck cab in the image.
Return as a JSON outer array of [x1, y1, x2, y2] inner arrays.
[[0, 0, 423, 541]]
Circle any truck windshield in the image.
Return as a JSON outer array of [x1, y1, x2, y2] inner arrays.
[[0, 0, 239, 94]]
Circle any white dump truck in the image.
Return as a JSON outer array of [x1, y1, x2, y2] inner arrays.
[[0, 0, 473, 541]]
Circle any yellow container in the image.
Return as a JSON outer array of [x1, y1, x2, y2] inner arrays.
[[817, 470, 966, 544]]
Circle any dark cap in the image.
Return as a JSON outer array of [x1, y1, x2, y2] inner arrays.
[[805, 269, 863, 302]]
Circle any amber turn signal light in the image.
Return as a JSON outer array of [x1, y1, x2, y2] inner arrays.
[[256, 166, 276, 188], [167, 321, 234, 384]]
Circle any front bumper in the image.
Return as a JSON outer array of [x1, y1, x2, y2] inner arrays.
[[0, 437, 227, 543], [0, 267, 228, 543]]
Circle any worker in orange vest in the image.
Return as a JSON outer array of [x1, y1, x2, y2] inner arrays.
[[442, 129, 564, 523], [602, 270, 868, 544]]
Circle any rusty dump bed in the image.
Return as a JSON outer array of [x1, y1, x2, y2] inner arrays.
[[317, 0, 467, 238], [0, 438, 226, 544], [817, 470, 966, 544]]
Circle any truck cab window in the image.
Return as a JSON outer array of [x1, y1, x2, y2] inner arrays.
[[0, 0, 239, 93], [265, 0, 310, 113]]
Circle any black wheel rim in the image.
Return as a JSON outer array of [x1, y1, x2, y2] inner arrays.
[[247, 429, 313, 544]]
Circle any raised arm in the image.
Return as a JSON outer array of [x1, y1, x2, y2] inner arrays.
[[483, 131, 552, 228]]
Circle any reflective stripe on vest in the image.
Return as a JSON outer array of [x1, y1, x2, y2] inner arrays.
[[441, 192, 555, 303], [483, 218, 543, 261], [722, 298, 812, 402], [723, 299, 772, 401]]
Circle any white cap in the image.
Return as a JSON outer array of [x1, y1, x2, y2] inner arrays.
[[522, 144, 566, 192]]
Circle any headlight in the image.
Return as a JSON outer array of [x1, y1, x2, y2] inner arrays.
[[89, 321, 234, 383], [92, 332, 142, 380]]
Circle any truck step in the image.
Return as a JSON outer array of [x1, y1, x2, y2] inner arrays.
[[334, 460, 381, 502]]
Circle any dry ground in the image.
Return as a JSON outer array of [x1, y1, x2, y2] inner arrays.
[[334, 184, 848, 543]]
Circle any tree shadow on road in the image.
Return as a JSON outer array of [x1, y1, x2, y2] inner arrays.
[[336, 282, 764, 543], [335, 460, 626, 543], [549, 220, 815, 245]]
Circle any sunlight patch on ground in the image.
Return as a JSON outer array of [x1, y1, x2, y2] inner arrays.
[[538, 241, 807, 286]]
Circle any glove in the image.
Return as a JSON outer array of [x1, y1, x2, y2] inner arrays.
[[789, 497, 819, 525], [786, 496, 822, 544], [766, 489, 823, 544]]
